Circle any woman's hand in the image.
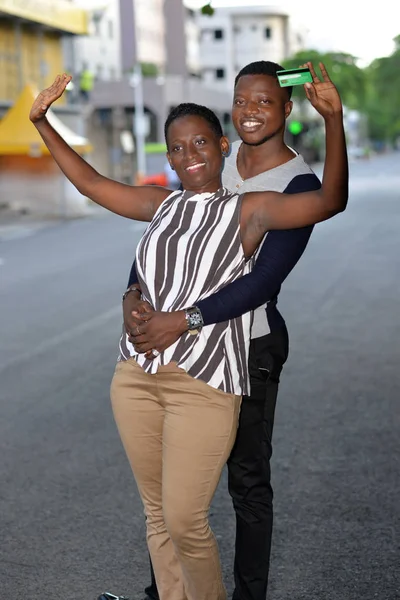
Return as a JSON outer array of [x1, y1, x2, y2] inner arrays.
[[29, 73, 72, 123], [302, 62, 342, 118], [123, 291, 154, 341]]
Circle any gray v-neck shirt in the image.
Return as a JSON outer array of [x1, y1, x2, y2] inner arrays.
[[221, 140, 317, 338]]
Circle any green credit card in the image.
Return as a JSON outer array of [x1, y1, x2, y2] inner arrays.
[[277, 67, 313, 87]]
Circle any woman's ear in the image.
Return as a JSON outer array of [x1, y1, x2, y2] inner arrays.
[[166, 151, 174, 170], [221, 136, 230, 157]]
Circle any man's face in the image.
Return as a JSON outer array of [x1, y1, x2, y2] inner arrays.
[[232, 74, 293, 146]]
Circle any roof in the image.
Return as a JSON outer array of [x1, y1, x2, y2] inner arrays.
[[0, 83, 92, 156]]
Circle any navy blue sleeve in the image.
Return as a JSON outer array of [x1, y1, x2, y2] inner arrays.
[[127, 259, 139, 288], [197, 173, 321, 325]]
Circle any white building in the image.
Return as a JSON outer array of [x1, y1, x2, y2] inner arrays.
[[71, 0, 122, 81], [185, 7, 201, 76], [134, 0, 166, 70], [70, 0, 167, 81], [196, 4, 305, 91]]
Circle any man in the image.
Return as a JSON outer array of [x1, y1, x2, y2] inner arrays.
[[79, 63, 94, 103], [113, 61, 321, 600]]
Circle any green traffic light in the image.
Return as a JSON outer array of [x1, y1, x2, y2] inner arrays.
[[288, 120, 303, 135]]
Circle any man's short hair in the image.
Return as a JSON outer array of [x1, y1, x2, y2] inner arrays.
[[235, 60, 293, 99], [164, 103, 223, 147]]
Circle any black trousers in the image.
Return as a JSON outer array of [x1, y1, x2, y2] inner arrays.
[[145, 330, 289, 600]]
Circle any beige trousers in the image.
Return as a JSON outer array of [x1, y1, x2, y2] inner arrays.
[[110, 358, 241, 600]]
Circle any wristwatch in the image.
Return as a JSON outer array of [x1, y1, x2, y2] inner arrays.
[[184, 306, 204, 335], [122, 285, 141, 302]]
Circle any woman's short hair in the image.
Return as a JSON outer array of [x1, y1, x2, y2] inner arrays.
[[164, 103, 223, 146]]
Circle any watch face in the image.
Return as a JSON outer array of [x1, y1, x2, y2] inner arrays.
[[186, 307, 203, 331], [190, 311, 203, 328]]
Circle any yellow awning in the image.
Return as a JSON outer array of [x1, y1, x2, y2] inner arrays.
[[0, 0, 88, 35], [0, 83, 92, 156]]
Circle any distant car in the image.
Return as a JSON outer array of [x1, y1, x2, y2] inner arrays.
[[348, 145, 368, 160], [138, 172, 168, 186], [137, 144, 180, 188]]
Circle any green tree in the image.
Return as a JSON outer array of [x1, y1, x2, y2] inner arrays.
[[198, 6, 399, 143], [141, 62, 159, 77], [282, 50, 366, 110], [364, 35, 400, 143], [201, 3, 215, 16]]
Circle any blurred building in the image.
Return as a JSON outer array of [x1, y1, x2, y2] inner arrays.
[[196, 4, 305, 91], [133, 0, 166, 70], [0, 0, 87, 106], [70, 1, 122, 83], [0, 0, 309, 209], [75, 0, 233, 182], [0, 0, 93, 217], [70, 0, 166, 83]]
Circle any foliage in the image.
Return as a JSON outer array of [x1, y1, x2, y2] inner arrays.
[[201, 3, 215, 16], [282, 50, 366, 110], [141, 62, 159, 77], [197, 4, 399, 142], [281, 44, 400, 142], [364, 35, 400, 143]]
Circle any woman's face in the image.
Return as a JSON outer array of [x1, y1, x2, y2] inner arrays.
[[166, 115, 229, 193]]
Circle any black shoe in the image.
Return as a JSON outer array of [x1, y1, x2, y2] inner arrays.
[[143, 586, 159, 600], [98, 593, 130, 600]]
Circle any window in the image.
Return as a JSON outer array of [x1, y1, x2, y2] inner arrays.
[[91, 10, 103, 36], [214, 29, 224, 40], [215, 68, 225, 79], [108, 19, 113, 38], [265, 27, 272, 39], [93, 18, 101, 36]]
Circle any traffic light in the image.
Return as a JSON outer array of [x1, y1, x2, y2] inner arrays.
[[288, 120, 303, 136]]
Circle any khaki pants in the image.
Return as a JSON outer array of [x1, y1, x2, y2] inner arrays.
[[110, 359, 241, 600]]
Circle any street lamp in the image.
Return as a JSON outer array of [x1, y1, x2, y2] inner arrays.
[[130, 63, 147, 182]]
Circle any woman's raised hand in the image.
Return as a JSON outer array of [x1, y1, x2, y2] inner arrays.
[[29, 73, 72, 123]]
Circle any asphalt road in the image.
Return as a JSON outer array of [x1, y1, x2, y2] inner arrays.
[[1, 153, 399, 600]]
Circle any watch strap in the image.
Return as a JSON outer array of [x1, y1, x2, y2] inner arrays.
[[122, 286, 141, 302]]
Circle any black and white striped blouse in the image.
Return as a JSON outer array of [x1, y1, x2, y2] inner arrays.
[[119, 186, 253, 395]]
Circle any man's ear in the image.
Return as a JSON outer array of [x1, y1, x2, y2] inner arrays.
[[284, 101, 293, 119], [221, 136, 230, 156]]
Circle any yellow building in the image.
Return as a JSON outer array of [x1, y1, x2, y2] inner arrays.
[[0, 0, 88, 102]]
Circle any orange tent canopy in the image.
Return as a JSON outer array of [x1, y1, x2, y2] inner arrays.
[[0, 83, 92, 155]]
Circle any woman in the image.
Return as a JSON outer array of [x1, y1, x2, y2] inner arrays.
[[29, 62, 347, 600]]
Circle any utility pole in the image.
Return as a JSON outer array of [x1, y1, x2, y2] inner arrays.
[[132, 62, 146, 182], [130, 0, 146, 183]]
